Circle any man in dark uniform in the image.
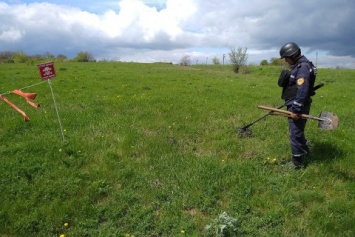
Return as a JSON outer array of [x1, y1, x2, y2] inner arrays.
[[278, 42, 317, 169]]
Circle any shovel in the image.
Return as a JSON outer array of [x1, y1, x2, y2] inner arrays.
[[258, 105, 339, 130]]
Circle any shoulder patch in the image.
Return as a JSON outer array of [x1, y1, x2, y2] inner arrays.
[[297, 78, 305, 86]]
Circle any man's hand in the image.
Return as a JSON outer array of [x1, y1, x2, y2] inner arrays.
[[290, 112, 301, 120]]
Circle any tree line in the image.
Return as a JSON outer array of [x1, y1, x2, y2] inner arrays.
[[2, 49, 285, 70], [179, 47, 286, 74], [179, 47, 249, 73], [0, 51, 95, 64]]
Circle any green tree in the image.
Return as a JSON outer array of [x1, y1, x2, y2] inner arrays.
[[75, 51, 95, 62], [179, 55, 191, 66], [32, 54, 43, 61], [42, 51, 54, 59], [212, 56, 220, 65], [260, 59, 269, 66], [229, 47, 248, 73], [0, 51, 14, 63], [57, 54, 68, 62], [270, 57, 285, 66], [13, 50, 29, 63]]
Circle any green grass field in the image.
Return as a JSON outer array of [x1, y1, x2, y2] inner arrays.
[[0, 62, 354, 236]]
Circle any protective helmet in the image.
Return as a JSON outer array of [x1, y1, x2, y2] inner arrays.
[[279, 42, 301, 58]]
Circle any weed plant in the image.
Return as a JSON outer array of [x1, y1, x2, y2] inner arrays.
[[0, 62, 354, 236]]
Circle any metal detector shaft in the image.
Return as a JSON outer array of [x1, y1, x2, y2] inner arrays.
[[242, 83, 324, 129], [242, 104, 285, 129]]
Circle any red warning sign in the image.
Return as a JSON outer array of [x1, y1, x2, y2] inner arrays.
[[37, 61, 56, 80]]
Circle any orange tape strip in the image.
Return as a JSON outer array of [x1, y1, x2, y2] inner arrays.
[[12, 89, 37, 100], [0, 95, 30, 121], [12, 89, 40, 108]]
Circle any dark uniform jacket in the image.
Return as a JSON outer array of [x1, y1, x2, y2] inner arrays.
[[278, 56, 317, 113]]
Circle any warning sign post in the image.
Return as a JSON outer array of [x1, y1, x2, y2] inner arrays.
[[37, 61, 65, 141]]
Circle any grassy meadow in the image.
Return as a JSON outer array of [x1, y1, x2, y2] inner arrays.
[[0, 62, 354, 236]]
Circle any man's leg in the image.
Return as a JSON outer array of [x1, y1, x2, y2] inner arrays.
[[287, 104, 311, 167]]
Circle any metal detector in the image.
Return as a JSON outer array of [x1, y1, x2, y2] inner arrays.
[[236, 83, 324, 136]]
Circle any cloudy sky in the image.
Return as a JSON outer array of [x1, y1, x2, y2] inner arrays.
[[1, 0, 355, 68]]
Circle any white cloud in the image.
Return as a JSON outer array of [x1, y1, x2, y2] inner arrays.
[[101, 0, 197, 41], [0, 28, 22, 41]]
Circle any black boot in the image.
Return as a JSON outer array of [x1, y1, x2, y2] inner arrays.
[[291, 156, 305, 169]]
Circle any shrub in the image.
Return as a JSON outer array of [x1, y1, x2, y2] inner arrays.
[[229, 47, 248, 73], [75, 51, 96, 62], [205, 212, 239, 237], [260, 59, 269, 66], [179, 55, 191, 66]]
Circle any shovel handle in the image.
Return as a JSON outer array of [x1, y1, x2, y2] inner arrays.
[[258, 105, 291, 115], [258, 105, 325, 122]]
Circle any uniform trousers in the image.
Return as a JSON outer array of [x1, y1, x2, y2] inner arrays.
[[287, 103, 311, 157]]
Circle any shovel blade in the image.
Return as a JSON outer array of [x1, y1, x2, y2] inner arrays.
[[318, 111, 339, 130]]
